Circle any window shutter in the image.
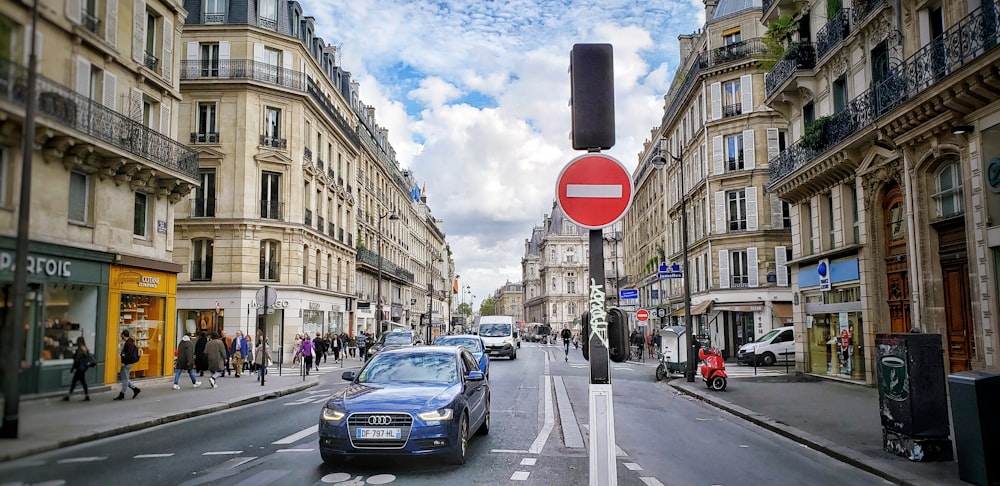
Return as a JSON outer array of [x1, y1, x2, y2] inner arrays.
[[282, 50, 292, 72], [186, 41, 199, 78], [715, 191, 726, 235], [705, 193, 712, 236], [253, 43, 265, 64], [712, 135, 724, 175], [161, 18, 173, 80], [747, 247, 759, 287], [219, 41, 231, 77], [160, 102, 170, 135], [740, 74, 753, 114], [75, 56, 91, 96], [132, 0, 145, 64], [770, 193, 784, 229], [66, 0, 82, 24], [746, 186, 758, 230], [105, 0, 118, 46], [710, 82, 722, 120], [775, 246, 788, 287], [718, 250, 730, 289], [766, 128, 780, 161], [743, 129, 755, 170], [102, 71, 116, 109]]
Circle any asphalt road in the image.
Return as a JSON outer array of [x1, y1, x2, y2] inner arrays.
[[0, 343, 892, 485]]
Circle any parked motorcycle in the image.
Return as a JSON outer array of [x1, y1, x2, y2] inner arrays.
[[698, 347, 728, 391]]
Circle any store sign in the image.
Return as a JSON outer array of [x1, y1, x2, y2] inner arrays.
[[250, 300, 289, 309], [0, 252, 72, 277], [137, 276, 160, 288]]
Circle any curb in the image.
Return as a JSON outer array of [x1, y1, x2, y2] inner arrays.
[[668, 381, 926, 486], [0, 380, 317, 463]]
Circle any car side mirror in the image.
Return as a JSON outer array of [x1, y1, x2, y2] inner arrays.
[[466, 370, 485, 381], [341, 371, 357, 381]]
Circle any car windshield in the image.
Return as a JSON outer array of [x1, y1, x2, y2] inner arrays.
[[755, 328, 782, 343], [479, 324, 511, 337], [437, 337, 483, 353], [383, 333, 412, 346], [358, 352, 458, 384]]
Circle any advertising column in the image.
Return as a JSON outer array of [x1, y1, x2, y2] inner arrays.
[[106, 265, 177, 383]]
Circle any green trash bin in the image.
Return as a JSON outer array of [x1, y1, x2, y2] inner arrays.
[[947, 371, 1000, 486]]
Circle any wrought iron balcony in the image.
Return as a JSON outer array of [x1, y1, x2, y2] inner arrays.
[[727, 154, 745, 172], [851, 0, 889, 26], [143, 51, 159, 72], [304, 208, 312, 226], [81, 9, 101, 34], [191, 197, 216, 217], [189, 261, 212, 281], [190, 132, 219, 143], [722, 103, 742, 118], [762, 0, 777, 16], [816, 9, 851, 60], [180, 59, 306, 91], [259, 261, 280, 281], [260, 135, 286, 149], [258, 16, 277, 30], [765, 42, 816, 99], [204, 11, 226, 23], [260, 200, 284, 221], [0, 56, 198, 181], [700, 39, 767, 68], [303, 146, 312, 161]]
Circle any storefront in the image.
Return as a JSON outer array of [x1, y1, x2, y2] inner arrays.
[[798, 257, 866, 381], [0, 238, 113, 395], [105, 261, 178, 383]]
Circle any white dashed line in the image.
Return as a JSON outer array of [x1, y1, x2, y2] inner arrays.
[[273, 425, 318, 444], [56, 457, 105, 463], [202, 451, 243, 455], [134, 453, 175, 459], [623, 462, 643, 471], [491, 449, 530, 454], [510, 471, 530, 481], [276, 448, 314, 453], [519, 457, 537, 466]]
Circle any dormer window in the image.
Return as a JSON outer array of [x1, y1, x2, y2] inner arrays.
[[259, 0, 277, 30], [204, 0, 226, 23]]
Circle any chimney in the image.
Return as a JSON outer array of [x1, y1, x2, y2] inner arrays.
[[678, 34, 695, 61], [323, 43, 337, 65], [704, 0, 719, 19], [366, 105, 375, 121]]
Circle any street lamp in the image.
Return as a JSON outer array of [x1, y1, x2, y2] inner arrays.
[[604, 229, 621, 306], [652, 140, 695, 382], [376, 210, 399, 338]]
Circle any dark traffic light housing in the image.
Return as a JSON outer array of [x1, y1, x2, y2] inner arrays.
[[607, 308, 629, 363], [570, 43, 615, 151]]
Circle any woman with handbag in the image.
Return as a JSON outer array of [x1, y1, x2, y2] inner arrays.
[[254, 336, 272, 382], [63, 337, 95, 401]]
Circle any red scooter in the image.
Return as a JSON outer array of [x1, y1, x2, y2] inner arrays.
[[699, 347, 728, 391]]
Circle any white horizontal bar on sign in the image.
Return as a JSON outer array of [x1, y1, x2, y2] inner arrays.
[[566, 184, 621, 198]]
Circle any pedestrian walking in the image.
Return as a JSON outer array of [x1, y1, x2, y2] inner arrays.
[[220, 330, 233, 376], [172, 335, 201, 389], [329, 333, 341, 363], [230, 330, 250, 377], [300, 334, 315, 374], [114, 329, 141, 400], [244, 334, 255, 373], [345, 333, 356, 358], [291, 334, 303, 365], [315, 333, 327, 364], [63, 336, 95, 401], [255, 337, 272, 382], [205, 332, 227, 388], [194, 331, 208, 376], [355, 332, 367, 361]]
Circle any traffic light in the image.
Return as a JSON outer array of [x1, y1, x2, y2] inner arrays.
[[607, 308, 629, 363], [570, 43, 615, 151], [580, 311, 590, 361]]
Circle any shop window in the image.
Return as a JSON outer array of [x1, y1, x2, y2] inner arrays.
[[118, 294, 164, 378], [190, 238, 213, 281], [260, 239, 280, 281], [37, 284, 100, 364], [933, 162, 963, 218], [133, 191, 149, 238]]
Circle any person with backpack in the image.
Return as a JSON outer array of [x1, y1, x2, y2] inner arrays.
[[114, 330, 141, 401], [63, 336, 96, 401]]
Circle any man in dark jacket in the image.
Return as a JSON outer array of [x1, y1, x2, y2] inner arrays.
[[173, 335, 201, 389], [314, 333, 327, 365], [114, 329, 141, 400], [194, 331, 208, 376]]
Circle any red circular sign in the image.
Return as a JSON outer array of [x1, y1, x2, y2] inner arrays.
[[636, 309, 649, 322], [556, 153, 634, 229]]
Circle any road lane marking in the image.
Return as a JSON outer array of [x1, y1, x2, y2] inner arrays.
[[624, 462, 642, 471], [529, 375, 553, 454], [273, 424, 318, 444], [510, 471, 530, 481], [640, 478, 665, 486], [491, 449, 529, 453], [567, 184, 622, 198], [56, 456, 105, 463], [203, 451, 242, 455], [312, 396, 330, 404], [519, 458, 537, 466], [276, 448, 314, 453], [134, 453, 174, 458], [224, 457, 256, 468]]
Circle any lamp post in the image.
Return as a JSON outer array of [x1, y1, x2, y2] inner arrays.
[[604, 230, 621, 306], [652, 141, 694, 382], [376, 210, 399, 338]]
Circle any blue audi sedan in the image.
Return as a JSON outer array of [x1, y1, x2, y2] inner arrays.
[[435, 335, 490, 378], [318, 346, 490, 465]]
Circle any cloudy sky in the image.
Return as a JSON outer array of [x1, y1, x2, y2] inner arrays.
[[300, 0, 706, 307]]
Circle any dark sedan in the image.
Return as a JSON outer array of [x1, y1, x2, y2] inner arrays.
[[435, 335, 490, 378], [318, 346, 490, 465]]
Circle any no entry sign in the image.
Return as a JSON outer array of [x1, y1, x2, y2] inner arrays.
[[555, 153, 634, 229], [636, 309, 649, 322]]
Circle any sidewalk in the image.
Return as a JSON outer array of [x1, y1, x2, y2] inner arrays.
[[669, 374, 966, 486], [0, 363, 353, 462]]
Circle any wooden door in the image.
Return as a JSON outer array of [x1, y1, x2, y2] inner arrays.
[[936, 218, 973, 372], [883, 187, 911, 333]]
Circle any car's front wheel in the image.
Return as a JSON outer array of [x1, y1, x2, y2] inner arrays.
[[447, 415, 469, 465], [760, 352, 776, 366]]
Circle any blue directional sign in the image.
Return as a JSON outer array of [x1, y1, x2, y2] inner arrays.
[[619, 289, 639, 300]]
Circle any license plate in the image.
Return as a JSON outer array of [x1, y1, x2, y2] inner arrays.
[[356, 427, 401, 439]]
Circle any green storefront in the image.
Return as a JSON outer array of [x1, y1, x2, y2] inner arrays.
[[0, 238, 113, 395]]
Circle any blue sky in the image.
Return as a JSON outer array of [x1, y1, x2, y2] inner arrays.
[[300, 0, 706, 306]]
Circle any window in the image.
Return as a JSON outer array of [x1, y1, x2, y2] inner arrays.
[[723, 29, 742, 46], [887, 201, 905, 241], [551, 277, 556, 291], [850, 184, 860, 243], [567, 281, 576, 294], [261, 171, 281, 219], [133, 192, 148, 237], [194, 169, 216, 217], [144, 12, 159, 72], [730, 250, 749, 288], [728, 190, 747, 231], [191, 238, 213, 280], [722, 79, 741, 117], [303, 245, 310, 285], [826, 193, 836, 249], [204, 0, 226, 23], [200, 43, 219, 77], [803, 102, 816, 125], [782, 201, 792, 229], [68, 171, 89, 223], [833, 75, 847, 113], [0, 145, 9, 206], [195, 102, 217, 142], [933, 162, 963, 217], [262, 107, 283, 148], [82, 0, 101, 34], [259, 0, 277, 29], [725, 134, 744, 171], [260, 239, 280, 281], [315, 249, 321, 289], [567, 302, 576, 315], [261, 47, 280, 84]]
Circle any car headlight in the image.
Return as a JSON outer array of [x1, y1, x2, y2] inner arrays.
[[417, 408, 454, 421], [322, 407, 346, 422]]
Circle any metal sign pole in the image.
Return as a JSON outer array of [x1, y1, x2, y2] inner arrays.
[[588, 228, 616, 486]]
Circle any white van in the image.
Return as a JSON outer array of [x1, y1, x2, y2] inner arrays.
[[737, 325, 794, 366], [477, 316, 517, 359]]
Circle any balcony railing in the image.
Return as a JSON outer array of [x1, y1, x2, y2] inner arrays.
[[0, 56, 199, 179], [769, 2, 1000, 186], [180, 59, 306, 91], [317, 159, 325, 171], [851, 0, 889, 25], [700, 39, 767, 68], [192, 197, 216, 217], [304, 208, 312, 226], [190, 132, 219, 143], [260, 200, 284, 221], [204, 11, 226, 23], [305, 78, 361, 147], [722, 103, 742, 118], [260, 135, 286, 149], [259, 261, 280, 281], [143, 51, 159, 72], [258, 16, 277, 30], [338, 228, 344, 242], [816, 8, 851, 60], [727, 155, 745, 172], [762, 0, 776, 15], [81, 9, 101, 34], [303, 146, 312, 161], [765, 42, 816, 99], [190, 261, 212, 281]]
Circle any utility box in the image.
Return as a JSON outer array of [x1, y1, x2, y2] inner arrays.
[[875, 333, 953, 462], [948, 371, 1000, 486]]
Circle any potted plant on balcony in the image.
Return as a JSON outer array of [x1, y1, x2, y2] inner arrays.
[[800, 116, 831, 150], [759, 13, 800, 70]]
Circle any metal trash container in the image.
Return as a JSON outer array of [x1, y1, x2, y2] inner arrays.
[[948, 371, 1000, 486]]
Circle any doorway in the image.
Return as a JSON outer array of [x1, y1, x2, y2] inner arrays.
[[935, 217, 973, 372], [883, 185, 912, 333]]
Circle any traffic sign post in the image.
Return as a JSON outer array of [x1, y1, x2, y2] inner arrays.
[[636, 309, 649, 322], [556, 153, 634, 230]]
